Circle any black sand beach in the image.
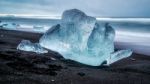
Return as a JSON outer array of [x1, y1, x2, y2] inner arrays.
[[0, 29, 150, 84]]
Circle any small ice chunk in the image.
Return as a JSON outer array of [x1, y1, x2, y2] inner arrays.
[[17, 40, 48, 54], [33, 25, 45, 32], [106, 49, 133, 65], [33, 26, 44, 30], [0, 22, 19, 29]]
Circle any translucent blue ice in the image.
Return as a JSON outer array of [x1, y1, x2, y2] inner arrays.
[[39, 9, 132, 66], [17, 40, 48, 54]]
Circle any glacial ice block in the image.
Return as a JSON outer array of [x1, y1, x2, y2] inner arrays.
[[39, 9, 132, 66], [17, 40, 48, 54]]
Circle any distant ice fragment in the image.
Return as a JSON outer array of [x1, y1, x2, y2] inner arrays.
[[0, 22, 19, 30], [33, 25, 45, 32], [17, 40, 48, 54], [39, 9, 132, 66]]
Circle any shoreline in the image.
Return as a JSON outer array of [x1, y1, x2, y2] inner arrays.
[[0, 29, 150, 84]]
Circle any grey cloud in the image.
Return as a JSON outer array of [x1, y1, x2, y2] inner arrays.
[[0, 0, 150, 17]]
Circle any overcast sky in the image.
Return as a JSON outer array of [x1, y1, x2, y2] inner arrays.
[[0, 0, 150, 17]]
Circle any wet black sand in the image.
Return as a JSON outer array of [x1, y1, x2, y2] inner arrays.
[[0, 29, 150, 84]]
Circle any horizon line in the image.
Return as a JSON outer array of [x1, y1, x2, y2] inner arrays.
[[1, 14, 150, 18], [1, 14, 150, 23]]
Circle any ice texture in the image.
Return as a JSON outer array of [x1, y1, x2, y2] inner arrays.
[[38, 9, 132, 66], [17, 40, 48, 54]]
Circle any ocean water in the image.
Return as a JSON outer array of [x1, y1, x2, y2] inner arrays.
[[0, 16, 150, 56]]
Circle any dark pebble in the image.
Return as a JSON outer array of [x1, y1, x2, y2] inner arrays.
[[77, 72, 85, 77]]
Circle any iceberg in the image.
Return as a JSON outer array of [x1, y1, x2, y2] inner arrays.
[[16, 9, 132, 66], [39, 9, 132, 66], [17, 40, 48, 54]]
